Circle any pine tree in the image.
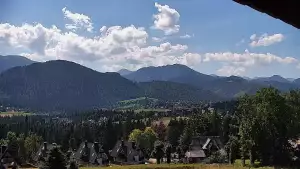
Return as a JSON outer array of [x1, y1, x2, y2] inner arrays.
[[43, 147, 67, 169]]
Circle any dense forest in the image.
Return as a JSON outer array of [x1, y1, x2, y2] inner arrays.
[[1, 87, 300, 167], [0, 60, 223, 111]]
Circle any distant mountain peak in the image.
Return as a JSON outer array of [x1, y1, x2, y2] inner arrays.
[[0, 55, 36, 73], [124, 64, 212, 83], [117, 69, 133, 76], [254, 75, 289, 83]]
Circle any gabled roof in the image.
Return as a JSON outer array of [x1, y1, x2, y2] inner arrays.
[[0, 143, 20, 164], [71, 141, 107, 164], [110, 140, 139, 158], [33, 143, 57, 162], [191, 136, 224, 150]]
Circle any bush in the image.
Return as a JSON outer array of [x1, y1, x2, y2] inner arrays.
[[40, 147, 67, 169], [68, 161, 78, 169], [206, 151, 227, 164]]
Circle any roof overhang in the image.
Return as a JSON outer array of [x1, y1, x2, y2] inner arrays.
[[233, 0, 300, 29]]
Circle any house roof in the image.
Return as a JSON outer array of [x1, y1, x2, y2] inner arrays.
[[71, 141, 107, 164], [233, 0, 300, 29], [33, 143, 57, 162], [0, 143, 20, 164], [190, 136, 224, 150], [110, 140, 140, 158]]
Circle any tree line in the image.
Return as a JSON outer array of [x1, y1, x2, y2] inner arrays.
[[1, 87, 300, 167]]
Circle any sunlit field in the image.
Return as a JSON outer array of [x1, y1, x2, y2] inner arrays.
[[0, 111, 32, 117], [79, 163, 274, 169]]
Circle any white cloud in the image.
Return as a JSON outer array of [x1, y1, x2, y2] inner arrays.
[[179, 34, 192, 39], [182, 53, 201, 66], [152, 2, 180, 35], [203, 52, 297, 67], [99, 26, 107, 33], [0, 22, 201, 72], [217, 66, 246, 76], [62, 7, 93, 32], [0, 6, 297, 75], [249, 33, 284, 47]]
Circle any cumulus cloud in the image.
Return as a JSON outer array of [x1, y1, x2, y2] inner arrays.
[[217, 66, 246, 76], [62, 7, 93, 32], [0, 6, 297, 75], [203, 51, 297, 67], [182, 53, 201, 66], [250, 33, 284, 47], [0, 22, 200, 72], [152, 2, 180, 35]]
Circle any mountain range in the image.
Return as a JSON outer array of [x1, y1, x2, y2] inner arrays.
[[0, 55, 300, 111], [0, 57, 221, 111], [122, 65, 300, 97], [0, 55, 36, 73]]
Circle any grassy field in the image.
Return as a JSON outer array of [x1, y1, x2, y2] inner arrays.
[[20, 162, 276, 169], [0, 111, 32, 117], [134, 108, 170, 113], [79, 163, 274, 169]]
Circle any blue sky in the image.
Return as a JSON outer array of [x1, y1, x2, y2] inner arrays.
[[0, 0, 300, 78]]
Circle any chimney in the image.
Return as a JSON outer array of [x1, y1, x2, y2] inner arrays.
[[43, 142, 48, 151]]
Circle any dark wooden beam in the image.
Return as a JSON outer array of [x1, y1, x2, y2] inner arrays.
[[233, 0, 300, 29]]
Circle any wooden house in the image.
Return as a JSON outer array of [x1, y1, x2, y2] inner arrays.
[[185, 136, 225, 163], [110, 140, 144, 165], [33, 142, 58, 163], [0, 143, 21, 167], [71, 141, 108, 166]]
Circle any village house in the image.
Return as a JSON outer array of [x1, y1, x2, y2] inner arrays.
[[0, 143, 21, 168], [71, 141, 108, 166], [110, 140, 144, 165], [33, 142, 58, 163], [185, 136, 225, 163]]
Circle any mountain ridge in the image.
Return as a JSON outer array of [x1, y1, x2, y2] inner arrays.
[[121, 64, 300, 98], [0, 55, 36, 73], [0, 60, 222, 111]]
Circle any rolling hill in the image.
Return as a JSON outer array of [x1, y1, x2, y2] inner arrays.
[[253, 75, 290, 83], [0, 60, 142, 110], [122, 64, 300, 98], [0, 61, 223, 111], [1, 60, 299, 111], [0, 55, 35, 73], [124, 64, 215, 84], [139, 81, 223, 102]]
